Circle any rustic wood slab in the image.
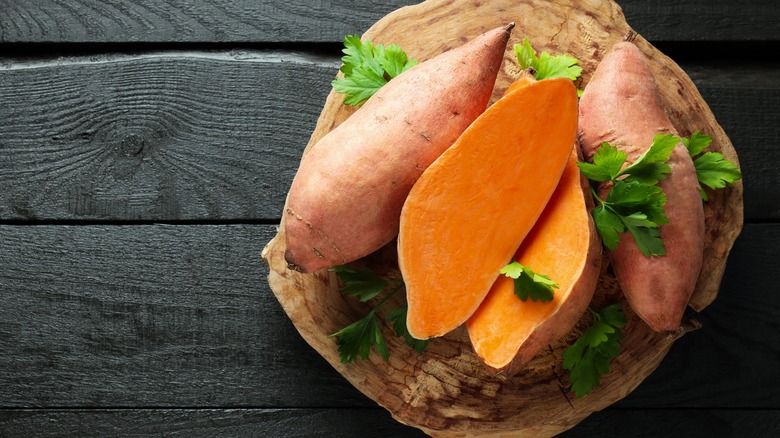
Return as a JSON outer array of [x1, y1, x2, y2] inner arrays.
[[262, 0, 744, 435]]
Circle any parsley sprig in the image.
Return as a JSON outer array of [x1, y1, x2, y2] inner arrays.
[[578, 134, 678, 257], [562, 303, 626, 398], [682, 130, 742, 200], [500, 260, 558, 302], [328, 267, 431, 363], [514, 38, 582, 81], [332, 36, 417, 106]]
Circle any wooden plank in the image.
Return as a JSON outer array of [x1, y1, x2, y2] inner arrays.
[[680, 61, 780, 221], [0, 224, 777, 409], [563, 409, 780, 437], [0, 408, 426, 437], [1, 54, 776, 222], [0, 0, 420, 44], [0, 224, 367, 407], [0, 408, 777, 437], [1, 0, 777, 44], [0, 52, 338, 221], [618, 0, 780, 43], [616, 223, 780, 408]]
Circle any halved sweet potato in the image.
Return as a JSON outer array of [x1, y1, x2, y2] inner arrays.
[[466, 148, 601, 376], [399, 78, 578, 340]]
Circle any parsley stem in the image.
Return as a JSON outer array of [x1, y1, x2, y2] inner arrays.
[[373, 282, 405, 311], [590, 186, 606, 205]]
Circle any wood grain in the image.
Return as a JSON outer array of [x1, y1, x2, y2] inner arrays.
[[0, 408, 778, 437], [0, 224, 366, 407], [0, 55, 775, 222], [1, 0, 777, 43], [0, 51, 336, 221], [262, 0, 746, 435], [682, 61, 780, 221], [0, 0, 420, 43], [0, 0, 775, 435], [0, 224, 776, 411]]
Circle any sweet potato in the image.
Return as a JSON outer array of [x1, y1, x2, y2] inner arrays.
[[578, 42, 705, 332], [284, 24, 514, 273], [399, 78, 579, 340], [467, 147, 601, 376]]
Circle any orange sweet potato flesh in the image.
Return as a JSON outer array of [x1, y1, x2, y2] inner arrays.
[[399, 78, 579, 340], [284, 24, 514, 273], [467, 149, 601, 376], [578, 42, 705, 332]]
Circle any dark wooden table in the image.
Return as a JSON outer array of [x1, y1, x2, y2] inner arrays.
[[1, 1, 778, 436]]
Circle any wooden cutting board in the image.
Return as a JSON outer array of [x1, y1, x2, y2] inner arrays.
[[261, 0, 743, 436]]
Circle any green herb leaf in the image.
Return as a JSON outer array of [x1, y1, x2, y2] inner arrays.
[[680, 131, 742, 200], [606, 180, 668, 226], [387, 306, 433, 353], [536, 51, 583, 81], [590, 180, 668, 257], [621, 212, 666, 257], [694, 152, 743, 195], [513, 38, 582, 81], [682, 130, 713, 156], [330, 311, 388, 363], [328, 266, 437, 363], [332, 35, 417, 106], [330, 266, 388, 302], [591, 204, 625, 251], [514, 38, 538, 71], [619, 133, 678, 185], [563, 304, 626, 397], [500, 260, 558, 302], [577, 142, 627, 182]]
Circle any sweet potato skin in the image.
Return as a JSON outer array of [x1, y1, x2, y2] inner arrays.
[[578, 42, 705, 332], [284, 24, 513, 273]]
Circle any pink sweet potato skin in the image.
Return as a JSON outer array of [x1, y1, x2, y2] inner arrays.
[[284, 24, 513, 273], [578, 42, 705, 332]]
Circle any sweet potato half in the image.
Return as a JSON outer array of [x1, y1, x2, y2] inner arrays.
[[284, 24, 514, 273], [467, 148, 601, 376], [578, 42, 705, 332], [399, 78, 579, 340]]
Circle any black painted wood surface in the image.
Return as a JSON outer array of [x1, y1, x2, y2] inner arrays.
[[1, 0, 778, 436]]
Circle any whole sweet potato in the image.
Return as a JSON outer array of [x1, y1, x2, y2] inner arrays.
[[578, 42, 705, 332], [284, 24, 513, 273]]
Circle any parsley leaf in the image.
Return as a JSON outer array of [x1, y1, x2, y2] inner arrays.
[[590, 180, 668, 257], [682, 130, 713, 156], [619, 133, 678, 185], [577, 142, 627, 182], [607, 180, 668, 226], [330, 310, 388, 363], [591, 205, 624, 250], [500, 260, 558, 302], [563, 304, 626, 397], [332, 35, 417, 106], [330, 266, 388, 302], [622, 212, 666, 257], [514, 38, 582, 81], [387, 306, 432, 353], [580, 136, 673, 257], [328, 267, 430, 363], [694, 152, 743, 195], [681, 130, 742, 201]]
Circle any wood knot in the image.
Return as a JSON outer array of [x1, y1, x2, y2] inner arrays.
[[119, 134, 145, 157]]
